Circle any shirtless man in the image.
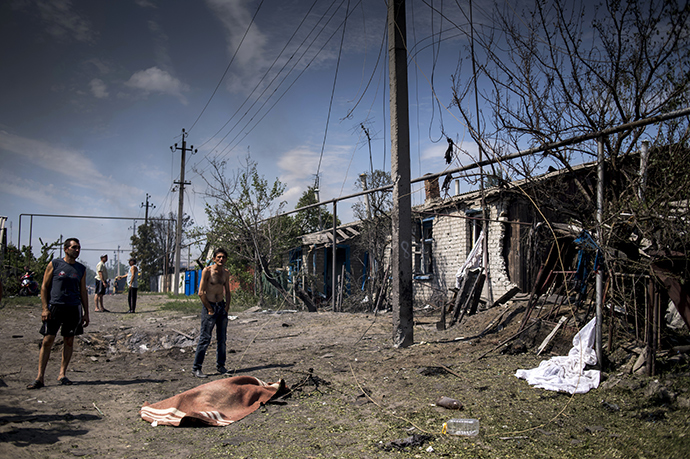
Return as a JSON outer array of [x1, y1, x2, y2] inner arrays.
[[191, 248, 232, 378]]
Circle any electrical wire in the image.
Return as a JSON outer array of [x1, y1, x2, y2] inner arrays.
[[187, 0, 267, 134], [315, 0, 351, 186], [192, 0, 352, 178]]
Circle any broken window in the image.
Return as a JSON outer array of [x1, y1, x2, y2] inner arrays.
[[466, 209, 483, 253], [414, 218, 434, 278]]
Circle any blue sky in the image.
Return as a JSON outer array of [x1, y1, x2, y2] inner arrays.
[[1, 0, 485, 269]]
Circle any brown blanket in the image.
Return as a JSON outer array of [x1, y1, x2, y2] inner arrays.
[[140, 375, 286, 427]]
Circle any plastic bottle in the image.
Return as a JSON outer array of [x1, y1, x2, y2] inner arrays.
[[443, 418, 479, 436]]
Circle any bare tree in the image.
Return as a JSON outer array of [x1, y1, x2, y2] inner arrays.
[[453, 0, 688, 172], [351, 170, 393, 311], [450, 0, 690, 253]]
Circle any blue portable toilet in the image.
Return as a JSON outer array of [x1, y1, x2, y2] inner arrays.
[[184, 270, 197, 296]]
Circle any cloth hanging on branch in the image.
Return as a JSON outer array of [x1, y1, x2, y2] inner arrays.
[[455, 231, 484, 289]]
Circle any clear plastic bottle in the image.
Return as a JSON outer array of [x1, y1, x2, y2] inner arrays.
[[443, 418, 479, 436]]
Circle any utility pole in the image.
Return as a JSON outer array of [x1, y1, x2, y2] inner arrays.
[[389, 0, 413, 348], [170, 129, 196, 295], [129, 221, 137, 252], [141, 193, 155, 226]]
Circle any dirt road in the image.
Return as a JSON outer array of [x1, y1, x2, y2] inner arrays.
[[1, 293, 688, 458]]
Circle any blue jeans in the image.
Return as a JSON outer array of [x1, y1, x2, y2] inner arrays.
[[192, 301, 228, 371]]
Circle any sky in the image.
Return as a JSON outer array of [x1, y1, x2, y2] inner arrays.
[[1, 0, 487, 271]]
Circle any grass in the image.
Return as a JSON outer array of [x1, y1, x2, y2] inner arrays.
[[0, 295, 42, 307]]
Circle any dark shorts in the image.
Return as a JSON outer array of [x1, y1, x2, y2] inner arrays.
[[95, 280, 106, 295], [40, 304, 83, 337]]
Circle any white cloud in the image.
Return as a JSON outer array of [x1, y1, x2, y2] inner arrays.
[[0, 170, 67, 210], [277, 143, 355, 216], [125, 67, 189, 104], [0, 131, 140, 210], [89, 78, 109, 98]]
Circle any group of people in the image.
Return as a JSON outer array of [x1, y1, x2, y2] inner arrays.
[[27, 239, 232, 389], [93, 253, 139, 313]]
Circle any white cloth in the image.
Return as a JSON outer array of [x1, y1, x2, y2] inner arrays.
[[515, 317, 600, 394], [455, 231, 483, 289]]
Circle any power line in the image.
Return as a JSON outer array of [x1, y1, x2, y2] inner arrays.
[[316, 0, 351, 187], [187, 0, 267, 134]]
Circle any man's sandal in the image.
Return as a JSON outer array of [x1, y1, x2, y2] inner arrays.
[[58, 377, 73, 386], [27, 380, 44, 390]]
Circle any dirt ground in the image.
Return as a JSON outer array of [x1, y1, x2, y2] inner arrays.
[[1, 292, 689, 459]]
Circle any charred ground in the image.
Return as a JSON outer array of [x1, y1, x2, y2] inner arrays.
[[1, 293, 689, 458]]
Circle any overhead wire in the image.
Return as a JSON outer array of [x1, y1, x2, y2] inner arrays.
[[192, 0, 353, 178], [315, 0, 352, 186], [205, 0, 364, 170], [187, 0, 267, 135], [191, 0, 326, 155]]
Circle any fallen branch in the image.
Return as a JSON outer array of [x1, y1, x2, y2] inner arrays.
[[476, 319, 541, 360], [439, 364, 468, 381], [171, 329, 194, 340]]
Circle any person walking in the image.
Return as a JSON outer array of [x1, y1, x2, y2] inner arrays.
[[27, 238, 89, 389], [191, 248, 232, 378]]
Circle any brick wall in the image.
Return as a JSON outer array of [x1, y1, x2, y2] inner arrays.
[[413, 200, 519, 307]]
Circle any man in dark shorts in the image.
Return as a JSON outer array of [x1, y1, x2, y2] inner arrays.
[[27, 237, 89, 389], [94, 253, 108, 312]]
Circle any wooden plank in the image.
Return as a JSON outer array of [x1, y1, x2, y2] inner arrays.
[[536, 315, 568, 356]]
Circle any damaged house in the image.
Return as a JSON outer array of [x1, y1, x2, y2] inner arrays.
[[289, 161, 599, 312], [411, 161, 598, 310]]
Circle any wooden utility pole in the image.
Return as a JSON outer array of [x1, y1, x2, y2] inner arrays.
[[170, 129, 195, 295], [389, 0, 413, 348], [141, 193, 155, 226]]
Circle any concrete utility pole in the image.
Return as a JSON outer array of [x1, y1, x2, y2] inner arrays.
[[389, 0, 413, 348], [170, 129, 196, 295], [141, 193, 155, 226]]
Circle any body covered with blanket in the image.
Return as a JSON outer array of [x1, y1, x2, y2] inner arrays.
[[141, 375, 286, 426]]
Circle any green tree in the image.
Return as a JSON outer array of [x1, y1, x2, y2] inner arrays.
[[200, 155, 300, 305], [1, 239, 60, 296], [294, 185, 339, 234], [131, 212, 192, 292]]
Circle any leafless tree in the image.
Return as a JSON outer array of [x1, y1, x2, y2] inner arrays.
[[450, 0, 690, 271]]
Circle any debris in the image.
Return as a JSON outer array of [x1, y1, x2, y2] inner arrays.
[[436, 396, 462, 410], [492, 286, 520, 307], [171, 329, 194, 340], [537, 316, 569, 356], [381, 434, 433, 451], [93, 402, 104, 416]]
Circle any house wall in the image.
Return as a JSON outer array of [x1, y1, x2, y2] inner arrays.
[[412, 201, 519, 307]]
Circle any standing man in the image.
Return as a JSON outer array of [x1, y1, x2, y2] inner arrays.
[[94, 253, 109, 312], [117, 258, 139, 313], [192, 248, 232, 378], [27, 238, 89, 389]]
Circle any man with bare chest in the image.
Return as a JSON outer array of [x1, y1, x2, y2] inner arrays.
[[192, 248, 232, 378]]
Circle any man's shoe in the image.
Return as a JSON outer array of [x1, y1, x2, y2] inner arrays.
[[192, 369, 207, 378], [217, 367, 229, 375]]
